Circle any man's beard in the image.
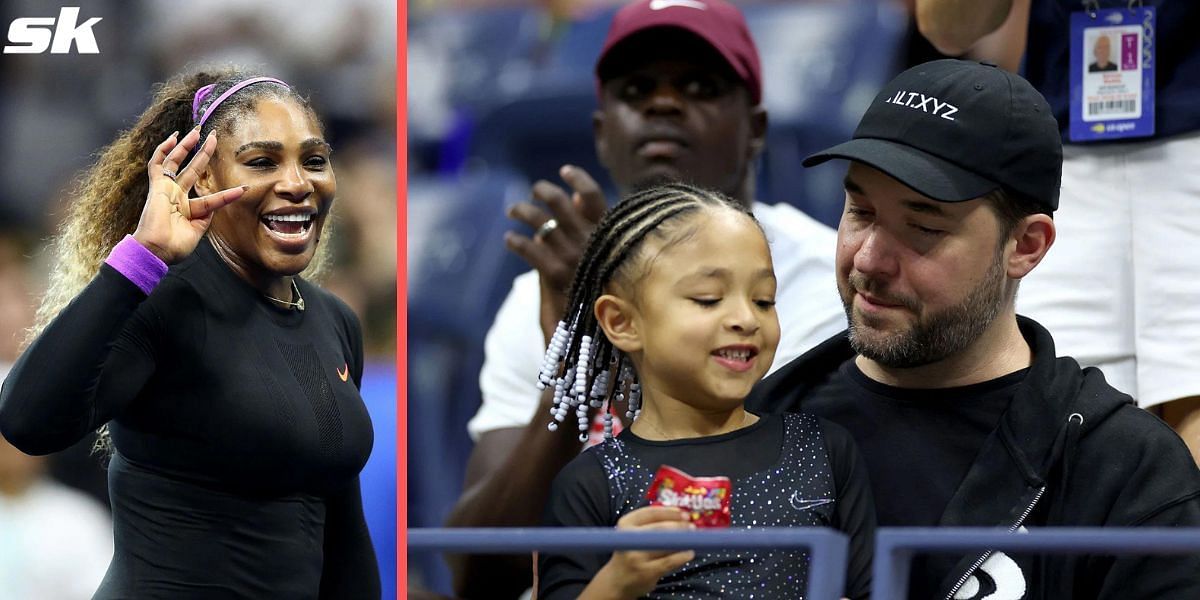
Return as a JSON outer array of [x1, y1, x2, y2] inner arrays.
[[841, 254, 1008, 369]]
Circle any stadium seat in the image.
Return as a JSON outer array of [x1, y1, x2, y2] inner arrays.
[[407, 169, 532, 593]]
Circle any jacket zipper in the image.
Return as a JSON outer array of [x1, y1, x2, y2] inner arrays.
[[943, 485, 1046, 600]]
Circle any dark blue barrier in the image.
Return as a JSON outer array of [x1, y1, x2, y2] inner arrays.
[[408, 527, 849, 600], [873, 527, 1200, 599]]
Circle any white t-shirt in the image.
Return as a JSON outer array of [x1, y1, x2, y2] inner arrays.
[[468, 202, 845, 440], [0, 480, 113, 599]]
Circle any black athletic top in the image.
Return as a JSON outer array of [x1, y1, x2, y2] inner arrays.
[[804, 359, 1023, 529], [0, 239, 379, 599], [539, 413, 875, 600]]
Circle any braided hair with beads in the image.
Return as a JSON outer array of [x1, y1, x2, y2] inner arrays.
[[538, 182, 758, 441]]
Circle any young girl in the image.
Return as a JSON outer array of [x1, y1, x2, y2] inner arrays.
[[536, 183, 875, 599]]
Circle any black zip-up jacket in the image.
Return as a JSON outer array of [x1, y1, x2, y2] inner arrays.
[[748, 316, 1200, 599]]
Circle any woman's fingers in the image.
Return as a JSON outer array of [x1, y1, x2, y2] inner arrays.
[[133, 129, 232, 265], [162, 127, 200, 179], [188, 185, 248, 220], [176, 132, 217, 192], [148, 131, 180, 171]]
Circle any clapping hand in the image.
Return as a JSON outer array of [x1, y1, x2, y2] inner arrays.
[[504, 165, 608, 340]]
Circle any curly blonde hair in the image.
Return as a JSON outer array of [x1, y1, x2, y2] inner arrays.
[[30, 66, 333, 453]]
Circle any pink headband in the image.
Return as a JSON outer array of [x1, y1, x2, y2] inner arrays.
[[192, 77, 291, 127]]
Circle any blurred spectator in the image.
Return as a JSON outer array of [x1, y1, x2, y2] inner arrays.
[[0, 424, 112, 599], [324, 140, 399, 357], [0, 232, 36, 370], [0, 230, 110, 506]]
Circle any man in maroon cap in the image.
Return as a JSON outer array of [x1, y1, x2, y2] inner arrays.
[[445, 2, 845, 597]]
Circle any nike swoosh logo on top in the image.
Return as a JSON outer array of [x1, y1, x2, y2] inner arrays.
[[789, 492, 834, 512], [337, 363, 349, 382], [649, 0, 708, 11]]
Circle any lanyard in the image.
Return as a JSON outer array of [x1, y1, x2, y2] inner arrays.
[[1082, 0, 1145, 18], [1068, 0, 1156, 141]]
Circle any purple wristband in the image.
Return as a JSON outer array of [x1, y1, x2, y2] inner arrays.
[[104, 235, 168, 295]]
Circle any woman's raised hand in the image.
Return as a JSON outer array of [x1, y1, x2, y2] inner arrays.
[[131, 127, 247, 264]]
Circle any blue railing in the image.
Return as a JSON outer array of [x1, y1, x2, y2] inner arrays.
[[408, 527, 849, 600], [409, 526, 1200, 598]]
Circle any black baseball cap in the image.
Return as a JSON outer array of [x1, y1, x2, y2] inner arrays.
[[803, 59, 1062, 212]]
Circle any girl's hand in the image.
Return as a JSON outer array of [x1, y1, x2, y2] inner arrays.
[[581, 506, 696, 600], [131, 127, 247, 264]]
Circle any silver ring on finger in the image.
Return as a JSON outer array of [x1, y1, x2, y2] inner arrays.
[[162, 168, 178, 181], [534, 218, 559, 241]]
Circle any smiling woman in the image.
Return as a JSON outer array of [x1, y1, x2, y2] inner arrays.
[[0, 67, 379, 599], [195, 87, 336, 300]]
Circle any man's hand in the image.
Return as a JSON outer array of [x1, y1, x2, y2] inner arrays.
[[503, 165, 608, 341]]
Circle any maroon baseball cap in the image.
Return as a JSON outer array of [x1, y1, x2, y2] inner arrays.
[[595, 0, 763, 104]]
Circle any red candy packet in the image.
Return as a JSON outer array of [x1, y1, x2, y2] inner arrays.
[[645, 465, 732, 528]]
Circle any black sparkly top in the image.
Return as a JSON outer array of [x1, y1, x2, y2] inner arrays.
[[540, 412, 875, 599]]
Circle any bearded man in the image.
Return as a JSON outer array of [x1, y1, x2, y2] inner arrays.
[[748, 59, 1200, 600]]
